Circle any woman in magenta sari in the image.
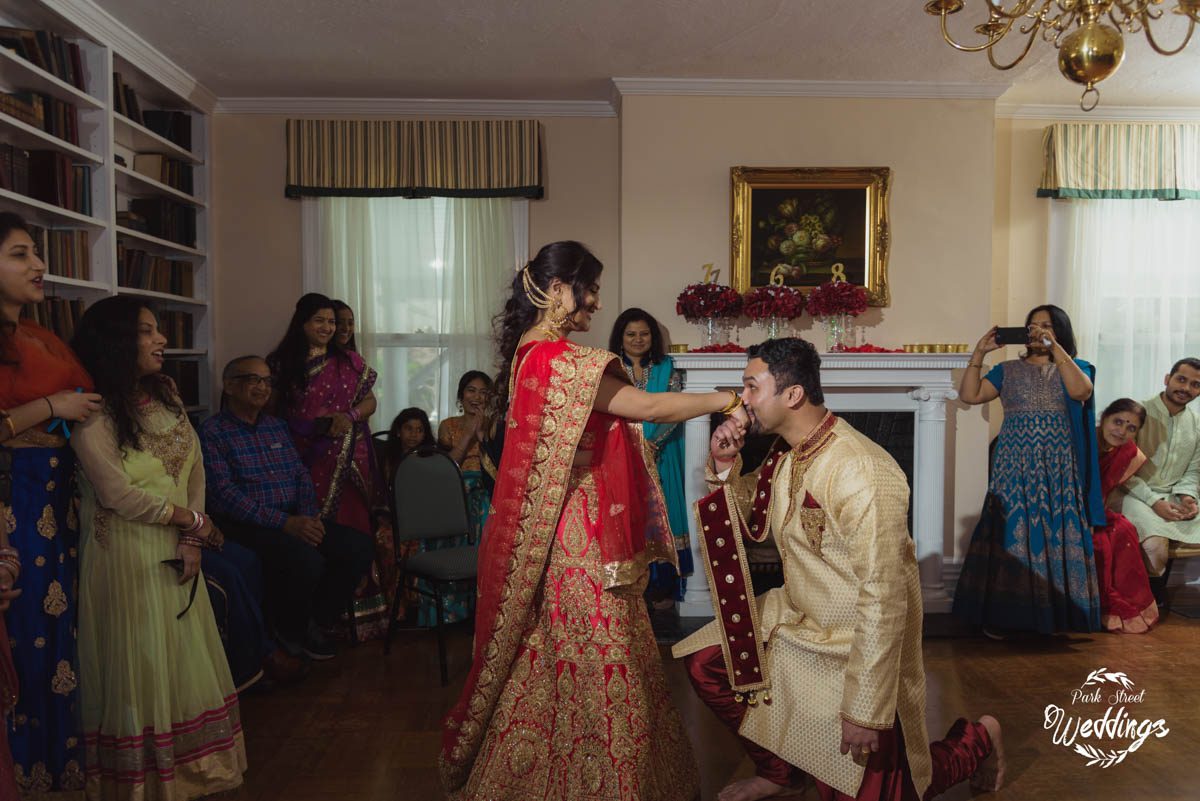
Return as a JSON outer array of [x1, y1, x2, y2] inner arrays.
[[268, 294, 386, 637], [1095, 398, 1159, 634], [439, 241, 749, 801]]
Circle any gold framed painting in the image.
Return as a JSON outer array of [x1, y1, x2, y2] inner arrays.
[[730, 166, 891, 306]]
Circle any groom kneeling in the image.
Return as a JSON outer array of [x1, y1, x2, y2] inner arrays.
[[673, 338, 1005, 801]]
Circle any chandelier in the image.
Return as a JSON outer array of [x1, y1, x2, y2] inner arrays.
[[924, 1, 1200, 110]]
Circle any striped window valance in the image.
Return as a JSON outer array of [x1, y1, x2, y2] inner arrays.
[[1038, 122, 1200, 200], [285, 119, 543, 199]]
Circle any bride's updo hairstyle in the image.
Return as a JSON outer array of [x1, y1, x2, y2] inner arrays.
[[493, 241, 603, 410]]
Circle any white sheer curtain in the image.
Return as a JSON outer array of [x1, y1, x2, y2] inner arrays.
[[301, 196, 526, 429], [1048, 198, 1200, 411]]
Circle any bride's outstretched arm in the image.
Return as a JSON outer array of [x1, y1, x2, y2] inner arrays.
[[593, 374, 745, 425]]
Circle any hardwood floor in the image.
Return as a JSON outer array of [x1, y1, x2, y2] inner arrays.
[[227, 610, 1200, 801]]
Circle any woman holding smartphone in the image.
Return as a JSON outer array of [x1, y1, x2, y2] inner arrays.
[[952, 304, 1105, 635]]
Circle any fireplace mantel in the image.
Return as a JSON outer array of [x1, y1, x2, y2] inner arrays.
[[672, 352, 969, 616]]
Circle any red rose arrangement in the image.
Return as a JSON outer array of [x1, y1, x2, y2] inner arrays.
[[742, 285, 805, 321], [840, 343, 905, 353], [689, 342, 747, 353], [676, 283, 743, 320], [805, 280, 868, 317]]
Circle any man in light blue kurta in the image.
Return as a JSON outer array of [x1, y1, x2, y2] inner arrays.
[[1118, 358, 1200, 575]]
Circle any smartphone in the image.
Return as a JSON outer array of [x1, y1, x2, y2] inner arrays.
[[994, 327, 1028, 346]]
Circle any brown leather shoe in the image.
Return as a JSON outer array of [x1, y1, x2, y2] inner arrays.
[[262, 647, 309, 685]]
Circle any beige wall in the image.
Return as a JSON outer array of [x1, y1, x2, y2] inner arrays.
[[618, 94, 997, 558], [210, 114, 620, 380], [993, 117, 1053, 330]]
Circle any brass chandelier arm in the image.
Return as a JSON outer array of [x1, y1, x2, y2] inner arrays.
[[988, 23, 1043, 68], [984, 0, 1043, 21], [1111, 2, 1164, 31], [937, 10, 1010, 52], [1141, 14, 1196, 54]]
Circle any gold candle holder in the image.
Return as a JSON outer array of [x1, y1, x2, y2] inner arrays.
[[669, 344, 690, 354]]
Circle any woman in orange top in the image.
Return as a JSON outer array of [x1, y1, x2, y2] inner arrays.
[[0, 212, 101, 797]]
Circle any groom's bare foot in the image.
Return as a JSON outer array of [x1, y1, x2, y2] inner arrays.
[[970, 715, 1006, 792], [716, 776, 789, 801]]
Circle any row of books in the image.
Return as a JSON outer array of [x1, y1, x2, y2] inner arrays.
[[158, 310, 194, 349], [131, 153, 194, 195], [27, 224, 90, 280], [20, 296, 84, 342], [141, 111, 192, 152], [160, 359, 200, 407], [0, 146, 93, 215], [117, 244, 193, 297], [111, 72, 142, 126], [0, 90, 80, 146], [120, 198, 195, 247], [112, 73, 193, 152], [0, 27, 88, 92]]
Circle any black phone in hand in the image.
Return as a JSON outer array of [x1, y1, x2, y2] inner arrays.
[[994, 327, 1028, 346]]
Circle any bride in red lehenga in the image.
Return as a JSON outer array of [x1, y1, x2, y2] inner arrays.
[[440, 241, 747, 801], [1094, 398, 1159, 634]]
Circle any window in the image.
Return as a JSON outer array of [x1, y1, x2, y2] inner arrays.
[[1048, 198, 1200, 411], [302, 196, 528, 429]]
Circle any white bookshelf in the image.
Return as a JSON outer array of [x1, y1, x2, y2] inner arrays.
[[115, 164, 205, 207], [0, 0, 214, 417]]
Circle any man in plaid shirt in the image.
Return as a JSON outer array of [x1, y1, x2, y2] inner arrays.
[[200, 355, 374, 661]]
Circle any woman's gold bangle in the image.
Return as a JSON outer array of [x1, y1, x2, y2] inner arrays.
[[720, 391, 742, 415]]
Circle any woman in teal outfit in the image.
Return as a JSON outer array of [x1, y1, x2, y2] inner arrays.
[[430, 371, 494, 627], [953, 304, 1105, 634], [610, 308, 692, 606]]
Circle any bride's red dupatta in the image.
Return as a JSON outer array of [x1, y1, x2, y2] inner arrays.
[[438, 339, 675, 792]]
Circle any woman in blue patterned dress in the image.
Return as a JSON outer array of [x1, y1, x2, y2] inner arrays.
[[953, 305, 1105, 634], [0, 212, 102, 796]]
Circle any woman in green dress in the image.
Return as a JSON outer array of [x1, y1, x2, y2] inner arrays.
[[70, 297, 246, 800]]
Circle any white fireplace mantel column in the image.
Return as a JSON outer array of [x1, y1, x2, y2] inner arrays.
[[672, 352, 968, 617]]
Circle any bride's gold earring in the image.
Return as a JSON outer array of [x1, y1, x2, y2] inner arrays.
[[549, 298, 570, 329]]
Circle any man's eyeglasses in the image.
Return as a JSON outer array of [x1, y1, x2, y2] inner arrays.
[[233, 374, 274, 387]]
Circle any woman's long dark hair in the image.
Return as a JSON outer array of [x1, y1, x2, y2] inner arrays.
[[332, 299, 357, 353], [456, 370, 493, 405], [267, 293, 344, 415], [384, 407, 437, 476], [1100, 397, 1147, 427], [0, 212, 32, 365], [608, 307, 666, 366], [1025, 304, 1079, 359], [494, 241, 603, 410], [71, 296, 181, 452]]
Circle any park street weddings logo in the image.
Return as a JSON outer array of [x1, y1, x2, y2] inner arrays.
[[1044, 667, 1169, 768]]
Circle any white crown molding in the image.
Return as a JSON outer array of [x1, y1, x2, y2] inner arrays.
[[612, 77, 1008, 100], [46, 0, 217, 111], [996, 102, 1200, 121], [213, 97, 617, 117]]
